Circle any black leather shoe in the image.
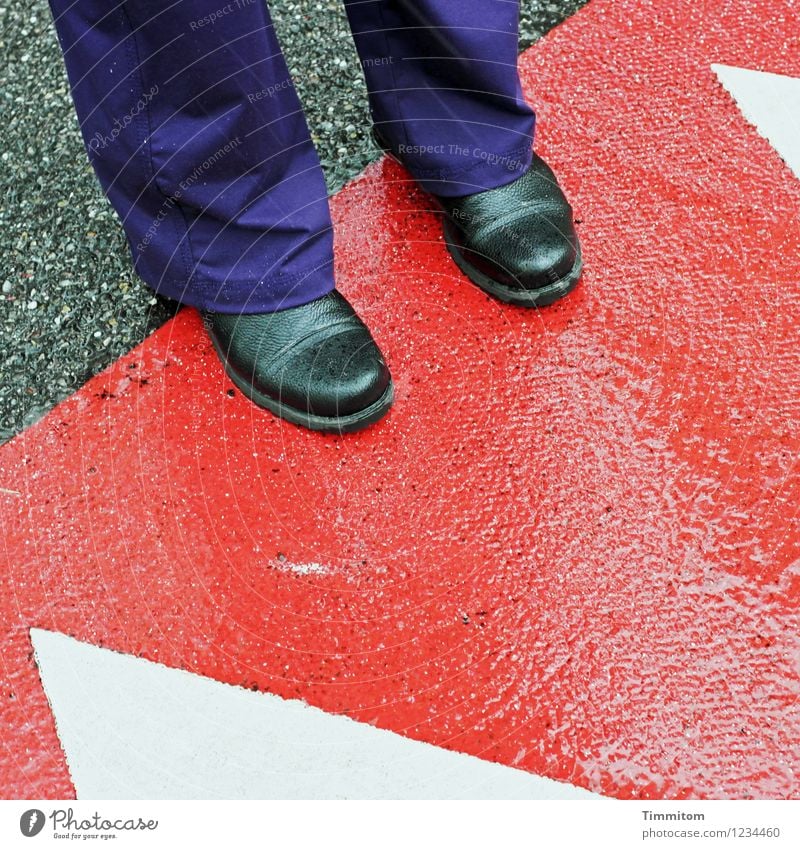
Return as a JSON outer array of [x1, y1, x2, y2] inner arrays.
[[374, 128, 582, 307], [202, 291, 393, 433]]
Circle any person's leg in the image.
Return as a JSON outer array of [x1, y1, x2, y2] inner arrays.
[[48, 0, 334, 313], [345, 0, 581, 307], [48, 0, 393, 430]]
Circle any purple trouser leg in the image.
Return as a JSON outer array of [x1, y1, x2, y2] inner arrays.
[[49, 1, 534, 312], [48, 0, 335, 314]]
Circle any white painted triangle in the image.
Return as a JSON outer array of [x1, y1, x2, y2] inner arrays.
[[713, 64, 800, 179], [32, 629, 599, 800]]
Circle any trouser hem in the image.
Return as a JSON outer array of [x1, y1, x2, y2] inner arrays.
[[145, 264, 336, 315]]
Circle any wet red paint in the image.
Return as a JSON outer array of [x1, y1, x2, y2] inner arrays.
[[2, 0, 800, 800]]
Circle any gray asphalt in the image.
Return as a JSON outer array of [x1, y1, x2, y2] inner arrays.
[[0, 0, 588, 443]]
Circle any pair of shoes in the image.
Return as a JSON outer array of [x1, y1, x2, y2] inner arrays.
[[204, 131, 581, 433]]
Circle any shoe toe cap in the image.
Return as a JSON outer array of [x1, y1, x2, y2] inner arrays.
[[268, 328, 391, 419]]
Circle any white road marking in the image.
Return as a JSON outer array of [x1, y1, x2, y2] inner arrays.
[[713, 64, 800, 178], [31, 629, 600, 800]]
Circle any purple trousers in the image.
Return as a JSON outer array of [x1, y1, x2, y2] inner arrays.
[[49, 1, 535, 313]]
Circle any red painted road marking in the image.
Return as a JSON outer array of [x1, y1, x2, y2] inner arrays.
[[2, 0, 800, 800]]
